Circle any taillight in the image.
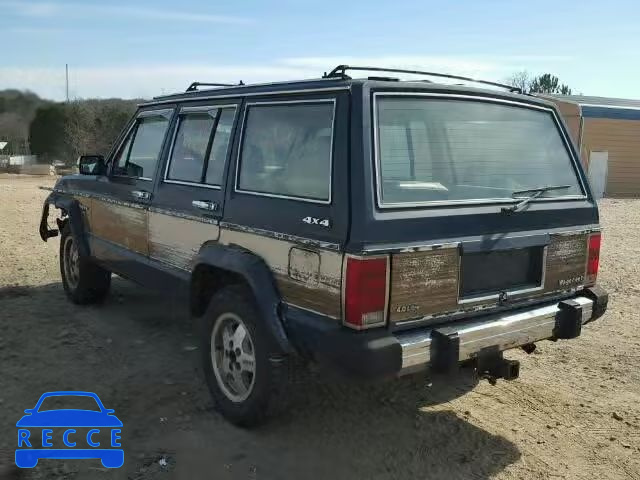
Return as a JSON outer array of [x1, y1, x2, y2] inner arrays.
[[344, 256, 388, 329], [586, 232, 601, 285]]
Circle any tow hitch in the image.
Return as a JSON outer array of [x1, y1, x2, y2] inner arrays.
[[475, 348, 520, 385], [430, 331, 520, 384]]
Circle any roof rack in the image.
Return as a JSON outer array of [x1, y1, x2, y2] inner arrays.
[[323, 65, 522, 93], [186, 81, 245, 92]]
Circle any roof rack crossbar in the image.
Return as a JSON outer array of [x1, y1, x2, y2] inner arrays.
[[186, 81, 245, 92], [323, 65, 522, 93]]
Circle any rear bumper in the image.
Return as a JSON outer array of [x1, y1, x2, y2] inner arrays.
[[285, 286, 608, 380], [397, 287, 607, 376]]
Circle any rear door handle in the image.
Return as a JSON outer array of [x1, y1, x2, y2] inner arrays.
[[131, 190, 151, 201], [192, 200, 218, 212]]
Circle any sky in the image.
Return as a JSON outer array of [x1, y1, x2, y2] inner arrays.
[[1, 0, 639, 101]]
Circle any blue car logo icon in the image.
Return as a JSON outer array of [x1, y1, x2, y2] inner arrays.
[[15, 391, 123, 468]]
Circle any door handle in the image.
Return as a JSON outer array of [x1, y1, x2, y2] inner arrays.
[[131, 190, 151, 201], [192, 200, 218, 212]]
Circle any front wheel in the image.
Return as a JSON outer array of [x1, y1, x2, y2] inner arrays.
[[60, 224, 111, 304], [200, 286, 290, 427]]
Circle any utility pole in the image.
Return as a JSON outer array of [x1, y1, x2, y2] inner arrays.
[[65, 64, 69, 102]]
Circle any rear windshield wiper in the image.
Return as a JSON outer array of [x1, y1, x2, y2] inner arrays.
[[501, 185, 571, 214]]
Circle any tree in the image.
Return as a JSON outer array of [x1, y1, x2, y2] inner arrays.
[[0, 89, 49, 155], [64, 99, 138, 161], [29, 104, 69, 162], [505, 71, 573, 95], [505, 71, 532, 94], [27, 98, 139, 165], [529, 73, 572, 95]]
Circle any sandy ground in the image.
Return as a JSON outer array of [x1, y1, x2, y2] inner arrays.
[[0, 174, 639, 480]]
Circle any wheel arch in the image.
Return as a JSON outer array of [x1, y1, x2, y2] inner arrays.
[[191, 243, 292, 354], [41, 192, 90, 257]]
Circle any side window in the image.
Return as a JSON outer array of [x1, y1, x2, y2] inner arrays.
[[165, 106, 236, 186], [115, 115, 170, 178], [112, 131, 133, 170], [205, 109, 235, 185], [168, 112, 216, 183], [237, 101, 334, 202]]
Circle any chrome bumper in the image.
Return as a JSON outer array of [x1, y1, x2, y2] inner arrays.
[[396, 296, 594, 376]]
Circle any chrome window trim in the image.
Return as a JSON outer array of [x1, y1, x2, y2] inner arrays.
[[234, 98, 336, 205], [220, 221, 341, 251], [285, 303, 340, 321], [111, 174, 153, 182], [372, 92, 588, 209], [138, 108, 174, 119], [140, 86, 350, 107], [162, 104, 238, 189]]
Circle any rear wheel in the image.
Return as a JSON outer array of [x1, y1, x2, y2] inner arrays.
[[60, 224, 111, 304], [200, 285, 290, 427]]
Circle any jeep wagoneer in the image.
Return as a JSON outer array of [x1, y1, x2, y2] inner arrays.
[[39, 66, 608, 425]]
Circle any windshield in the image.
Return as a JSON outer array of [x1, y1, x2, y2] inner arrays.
[[375, 96, 584, 206], [37, 395, 101, 412]]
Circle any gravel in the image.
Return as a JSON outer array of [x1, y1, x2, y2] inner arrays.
[[1, 175, 639, 479]]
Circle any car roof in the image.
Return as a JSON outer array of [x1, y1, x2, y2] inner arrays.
[[38, 391, 99, 398], [140, 76, 557, 111]]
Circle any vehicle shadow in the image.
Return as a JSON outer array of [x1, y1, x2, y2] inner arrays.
[[1, 280, 521, 480]]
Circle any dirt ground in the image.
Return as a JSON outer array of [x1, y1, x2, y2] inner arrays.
[[1, 174, 639, 480]]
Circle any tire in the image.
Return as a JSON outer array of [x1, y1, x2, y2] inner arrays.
[[60, 224, 111, 304], [200, 285, 290, 427]]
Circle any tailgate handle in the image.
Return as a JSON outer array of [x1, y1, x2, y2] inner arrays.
[[462, 233, 550, 253]]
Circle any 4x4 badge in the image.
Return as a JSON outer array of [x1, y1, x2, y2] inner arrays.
[[302, 216, 330, 228]]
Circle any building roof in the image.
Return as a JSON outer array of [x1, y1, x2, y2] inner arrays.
[[550, 95, 640, 110], [544, 94, 640, 121]]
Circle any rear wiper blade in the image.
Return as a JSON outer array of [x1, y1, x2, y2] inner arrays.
[[501, 185, 571, 214]]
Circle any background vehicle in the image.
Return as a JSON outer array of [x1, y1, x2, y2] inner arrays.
[[39, 66, 608, 426]]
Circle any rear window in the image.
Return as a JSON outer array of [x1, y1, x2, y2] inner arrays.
[[375, 95, 583, 206], [236, 101, 334, 202]]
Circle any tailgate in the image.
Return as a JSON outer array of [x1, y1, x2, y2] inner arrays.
[[389, 231, 590, 324]]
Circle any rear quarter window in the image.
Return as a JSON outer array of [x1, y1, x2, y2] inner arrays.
[[236, 101, 335, 202]]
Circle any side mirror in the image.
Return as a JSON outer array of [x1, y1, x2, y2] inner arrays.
[[78, 155, 106, 176], [23, 409, 33, 414]]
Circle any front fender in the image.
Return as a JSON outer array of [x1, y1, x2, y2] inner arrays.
[[40, 191, 90, 257], [193, 243, 292, 354]]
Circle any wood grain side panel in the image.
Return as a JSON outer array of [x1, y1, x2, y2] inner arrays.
[[90, 200, 148, 254], [219, 228, 342, 318], [76, 196, 92, 233], [544, 233, 587, 291], [275, 273, 341, 318], [148, 212, 220, 270], [389, 248, 459, 322]]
